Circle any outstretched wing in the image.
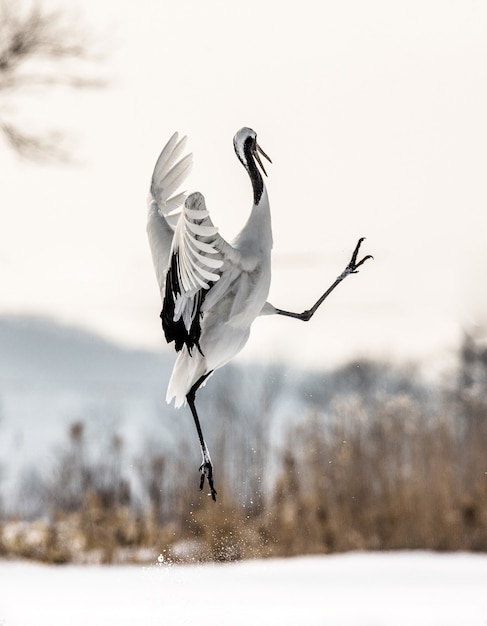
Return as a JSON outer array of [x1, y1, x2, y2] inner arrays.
[[161, 191, 225, 354], [148, 132, 253, 355], [146, 132, 193, 294]]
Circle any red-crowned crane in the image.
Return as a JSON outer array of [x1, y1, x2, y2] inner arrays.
[[147, 127, 372, 500]]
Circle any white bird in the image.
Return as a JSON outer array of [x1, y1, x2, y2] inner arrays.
[[147, 127, 372, 500]]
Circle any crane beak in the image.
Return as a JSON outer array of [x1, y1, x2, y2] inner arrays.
[[254, 143, 272, 177]]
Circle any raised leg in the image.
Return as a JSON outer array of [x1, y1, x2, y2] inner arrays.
[[274, 238, 373, 321], [186, 372, 217, 501]]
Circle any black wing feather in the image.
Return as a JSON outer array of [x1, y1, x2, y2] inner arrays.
[[161, 253, 207, 355]]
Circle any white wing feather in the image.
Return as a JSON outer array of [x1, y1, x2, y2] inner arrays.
[[146, 133, 193, 296], [169, 191, 224, 332], [150, 133, 193, 214]]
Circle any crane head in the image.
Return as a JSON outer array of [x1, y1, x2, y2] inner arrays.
[[234, 127, 272, 177]]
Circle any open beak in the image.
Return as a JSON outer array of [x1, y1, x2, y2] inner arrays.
[[254, 142, 272, 177]]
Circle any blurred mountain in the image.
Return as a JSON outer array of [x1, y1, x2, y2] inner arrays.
[[0, 314, 172, 389]]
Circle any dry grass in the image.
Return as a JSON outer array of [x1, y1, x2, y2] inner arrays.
[[268, 391, 487, 556], [1, 334, 486, 564]]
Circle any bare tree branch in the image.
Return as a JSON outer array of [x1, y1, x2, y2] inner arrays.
[[0, 119, 67, 161], [0, 0, 107, 161]]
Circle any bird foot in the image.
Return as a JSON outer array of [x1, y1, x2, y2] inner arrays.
[[199, 460, 217, 501], [340, 237, 374, 278]]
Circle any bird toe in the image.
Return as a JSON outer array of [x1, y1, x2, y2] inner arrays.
[[199, 461, 217, 501]]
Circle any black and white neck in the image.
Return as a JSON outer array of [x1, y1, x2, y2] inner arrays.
[[233, 127, 266, 207]]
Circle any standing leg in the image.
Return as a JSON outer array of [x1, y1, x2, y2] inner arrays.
[[186, 372, 217, 501], [274, 238, 373, 321]]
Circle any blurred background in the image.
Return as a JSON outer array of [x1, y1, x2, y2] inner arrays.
[[0, 0, 486, 563]]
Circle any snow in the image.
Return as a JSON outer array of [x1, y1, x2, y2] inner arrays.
[[1, 552, 486, 626]]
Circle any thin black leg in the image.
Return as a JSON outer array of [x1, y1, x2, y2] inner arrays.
[[186, 372, 217, 501], [274, 237, 373, 322]]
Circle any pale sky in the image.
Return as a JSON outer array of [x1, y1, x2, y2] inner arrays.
[[1, 0, 487, 375]]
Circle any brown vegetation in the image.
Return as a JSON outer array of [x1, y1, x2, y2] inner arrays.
[[1, 333, 486, 564]]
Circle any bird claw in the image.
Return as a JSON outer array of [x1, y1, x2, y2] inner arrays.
[[347, 237, 374, 273], [199, 460, 217, 501]]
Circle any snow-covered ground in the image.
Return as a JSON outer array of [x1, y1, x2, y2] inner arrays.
[[1, 552, 486, 626]]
